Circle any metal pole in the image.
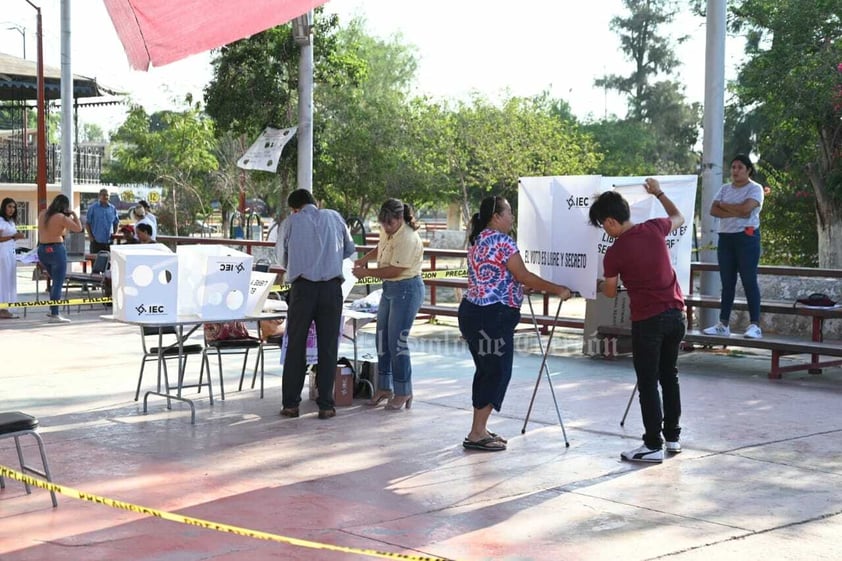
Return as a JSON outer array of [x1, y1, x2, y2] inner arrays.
[[28, 2, 47, 212], [60, 0, 73, 201], [699, 0, 726, 328], [295, 11, 314, 192]]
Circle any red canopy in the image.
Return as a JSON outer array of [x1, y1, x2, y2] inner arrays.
[[103, 0, 329, 71]]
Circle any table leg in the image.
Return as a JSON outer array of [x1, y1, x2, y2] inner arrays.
[[809, 316, 823, 374]]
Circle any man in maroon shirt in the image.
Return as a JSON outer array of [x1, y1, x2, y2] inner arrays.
[[590, 178, 686, 463]]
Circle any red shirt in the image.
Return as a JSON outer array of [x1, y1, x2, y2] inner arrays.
[[603, 218, 684, 322]]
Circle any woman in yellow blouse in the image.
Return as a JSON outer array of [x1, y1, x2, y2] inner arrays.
[[352, 199, 425, 410]]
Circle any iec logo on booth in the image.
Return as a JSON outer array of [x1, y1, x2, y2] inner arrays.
[[219, 262, 247, 274], [134, 304, 167, 316], [566, 195, 590, 210]]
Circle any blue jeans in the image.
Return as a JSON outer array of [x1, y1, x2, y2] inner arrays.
[[458, 300, 521, 411], [375, 276, 424, 396], [631, 308, 686, 449], [717, 230, 762, 324], [37, 243, 67, 316]]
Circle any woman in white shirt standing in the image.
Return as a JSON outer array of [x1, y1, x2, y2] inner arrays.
[[704, 154, 765, 339], [0, 198, 25, 319]]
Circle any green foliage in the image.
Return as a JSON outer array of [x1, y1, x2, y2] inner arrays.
[[204, 11, 365, 218], [592, 0, 700, 175], [730, 0, 842, 266], [758, 172, 818, 266], [105, 102, 218, 235]]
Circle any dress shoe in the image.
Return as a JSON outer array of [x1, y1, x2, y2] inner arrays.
[[385, 395, 412, 410], [318, 408, 336, 420], [280, 407, 299, 418], [367, 390, 394, 406]]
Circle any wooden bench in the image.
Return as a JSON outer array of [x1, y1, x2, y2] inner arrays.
[[418, 303, 584, 331], [596, 324, 842, 379]]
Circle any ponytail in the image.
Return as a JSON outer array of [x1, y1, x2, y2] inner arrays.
[[468, 196, 505, 245]]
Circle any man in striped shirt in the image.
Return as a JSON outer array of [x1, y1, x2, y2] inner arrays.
[[276, 189, 356, 420]]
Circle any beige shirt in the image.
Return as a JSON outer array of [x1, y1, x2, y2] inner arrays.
[[377, 223, 423, 281]]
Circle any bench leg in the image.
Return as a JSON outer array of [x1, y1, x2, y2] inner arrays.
[[769, 350, 783, 379]]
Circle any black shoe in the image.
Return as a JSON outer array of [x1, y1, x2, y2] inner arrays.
[[318, 408, 336, 420], [280, 407, 299, 418]]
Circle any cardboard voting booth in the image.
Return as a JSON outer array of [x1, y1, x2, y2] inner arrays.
[[111, 244, 178, 323], [176, 245, 254, 320], [517, 175, 697, 355]]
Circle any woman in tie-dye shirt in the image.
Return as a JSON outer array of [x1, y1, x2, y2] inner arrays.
[[458, 196, 572, 452]]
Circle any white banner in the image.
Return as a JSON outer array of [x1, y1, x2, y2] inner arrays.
[[237, 126, 298, 172], [518, 175, 697, 300], [518, 176, 603, 299]]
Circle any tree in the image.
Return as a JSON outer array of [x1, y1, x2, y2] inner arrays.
[[439, 94, 603, 222], [315, 18, 426, 218], [731, 0, 842, 267], [105, 101, 218, 235], [204, 11, 364, 217], [593, 0, 700, 173]]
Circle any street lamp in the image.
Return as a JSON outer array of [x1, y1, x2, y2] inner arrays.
[[4, 23, 26, 59], [22, 0, 46, 211]]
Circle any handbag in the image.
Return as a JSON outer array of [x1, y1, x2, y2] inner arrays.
[[794, 293, 837, 308], [204, 320, 252, 342]]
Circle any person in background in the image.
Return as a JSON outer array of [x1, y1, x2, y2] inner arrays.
[[85, 188, 119, 253], [0, 197, 25, 319], [352, 199, 425, 411], [132, 205, 157, 241], [38, 194, 83, 324], [136, 222, 156, 243], [275, 189, 356, 420], [458, 196, 572, 452], [703, 154, 765, 339], [590, 179, 686, 464], [137, 200, 157, 233]]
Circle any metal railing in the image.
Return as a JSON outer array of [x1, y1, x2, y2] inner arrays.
[[0, 140, 104, 184]]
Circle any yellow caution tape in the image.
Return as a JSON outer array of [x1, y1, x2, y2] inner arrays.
[[0, 270, 468, 309], [16, 225, 38, 231], [0, 464, 458, 561], [0, 296, 112, 309]]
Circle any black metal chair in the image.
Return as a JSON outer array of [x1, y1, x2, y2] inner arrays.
[[0, 412, 58, 507], [64, 250, 110, 310], [135, 326, 211, 403], [200, 322, 261, 400]]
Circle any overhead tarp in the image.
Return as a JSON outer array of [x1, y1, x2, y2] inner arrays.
[[102, 0, 330, 71], [0, 52, 123, 102]]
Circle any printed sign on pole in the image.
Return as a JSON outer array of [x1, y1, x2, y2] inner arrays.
[[237, 126, 298, 173]]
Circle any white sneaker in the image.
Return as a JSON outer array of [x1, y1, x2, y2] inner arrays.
[[702, 322, 730, 336], [665, 441, 682, 454], [621, 444, 663, 463], [47, 314, 71, 324], [744, 324, 762, 339]]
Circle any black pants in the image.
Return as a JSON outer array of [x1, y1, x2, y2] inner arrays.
[[90, 240, 111, 254], [282, 278, 343, 410], [631, 308, 686, 449]]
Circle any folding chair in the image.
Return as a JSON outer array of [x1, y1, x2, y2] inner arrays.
[[248, 318, 285, 398], [200, 322, 261, 400], [135, 326, 210, 402], [0, 412, 58, 507], [64, 250, 110, 310]]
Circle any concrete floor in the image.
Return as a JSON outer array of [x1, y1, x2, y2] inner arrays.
[[2, 279, 842, 561]]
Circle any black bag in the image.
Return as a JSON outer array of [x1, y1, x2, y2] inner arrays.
[[794, 293, 837, 307], [354, 361, 375, 398]]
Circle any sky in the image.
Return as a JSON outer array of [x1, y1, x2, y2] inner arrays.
[[0, 0, 745, 136]]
